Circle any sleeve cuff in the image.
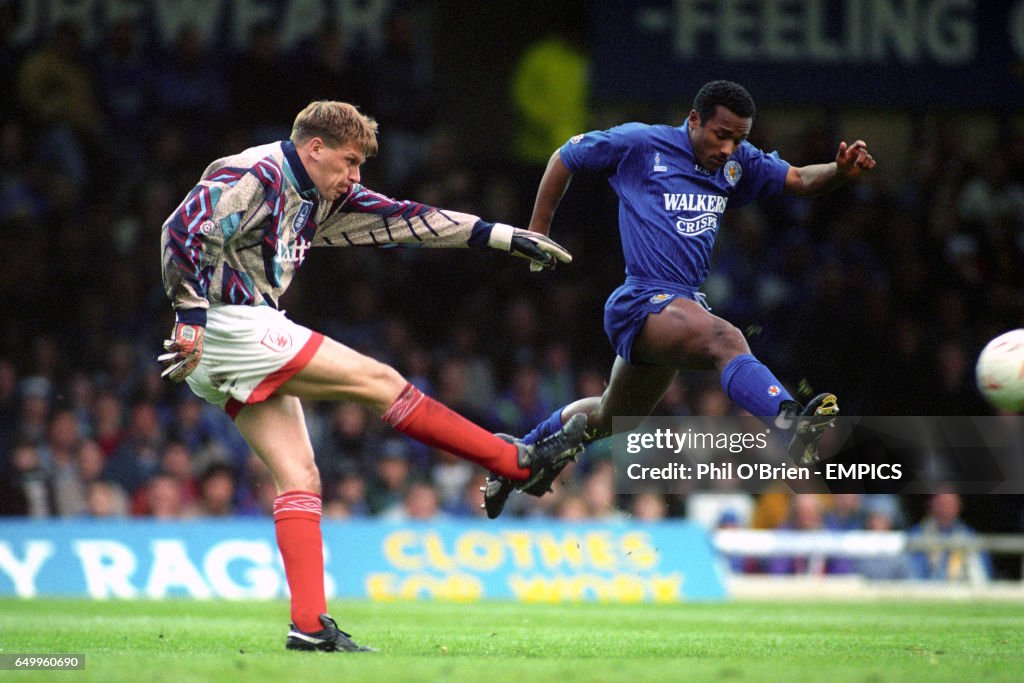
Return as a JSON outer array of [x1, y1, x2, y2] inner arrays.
[[175, 308, 208, 327], [468, 220, 493, 248]]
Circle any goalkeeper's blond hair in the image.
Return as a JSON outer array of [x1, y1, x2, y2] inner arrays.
[[290, 101, 379, 157]]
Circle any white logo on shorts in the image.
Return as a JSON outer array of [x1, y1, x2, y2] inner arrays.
[[261, 329, 294, 353]]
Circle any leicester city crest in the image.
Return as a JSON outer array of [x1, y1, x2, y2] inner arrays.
[[723, 160, 742, 186]]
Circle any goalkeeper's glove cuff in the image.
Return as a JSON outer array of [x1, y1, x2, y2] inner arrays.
[[468, 221, 527, 251], [175, 308, 208, 327], [470, 220, 572, 270], [485, 222, 516, 251]]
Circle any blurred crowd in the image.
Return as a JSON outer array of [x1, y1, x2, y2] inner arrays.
[[1, 6, 1023, 580]]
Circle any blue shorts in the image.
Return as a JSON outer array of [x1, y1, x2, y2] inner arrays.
[[603, 276, 709, 365]]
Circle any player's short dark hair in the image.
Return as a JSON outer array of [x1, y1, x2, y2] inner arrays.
[[693, 80, 756, 123]]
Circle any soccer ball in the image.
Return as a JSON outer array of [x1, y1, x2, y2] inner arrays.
[[975, 329, 1024, 412]]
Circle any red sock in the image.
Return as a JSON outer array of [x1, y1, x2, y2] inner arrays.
[[382, 383, 529, 480], [273, 491, 327, 633]]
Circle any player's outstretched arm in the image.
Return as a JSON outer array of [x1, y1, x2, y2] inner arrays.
[[784, 140, 876, 196], [314, 186, 571, 270]]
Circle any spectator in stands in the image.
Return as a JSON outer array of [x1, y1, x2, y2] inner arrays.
[[142, 473, 185, 519], [539, 342, 577, 410], [431, 447, 474, 512], [489, 364, 552, 437], [64, 372, 96, 437], [157, 441, 198, 503], [824, 494, 866, 531], [330, 468, 369, 518], [366, 439, 413, 516], [384, 480, 444, 521], [75, 438, 106, 487], [16, 376, 51, 446], [102, 401, 164, 496], [169, 392, 248, 467], [496, 298, 543, 372], [554, 492, 590, 520], [90, 391, 126, 457], [631, 492, 668, 521], [43, 409, 86, 516], [323, 496, 352, 519], [83, 479, 129, 518], [582, 460, 627, 521], [856, 497, 911, 580], [183, 462, 237, 518], [442, 325, 498, 413], [16, 19, 99, 189], [10, 441, 48, 517], [434, 356, 492, 429], [907, 492, 993, 582], [315, 402, 383, 489]]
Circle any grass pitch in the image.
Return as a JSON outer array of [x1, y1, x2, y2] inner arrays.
[[1, 598, 1022, 682]]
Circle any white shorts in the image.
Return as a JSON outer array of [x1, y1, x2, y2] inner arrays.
[[185, 305, 323, 418]]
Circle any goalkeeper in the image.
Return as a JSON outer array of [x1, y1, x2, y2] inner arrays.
[[158, 100, 586, 652]]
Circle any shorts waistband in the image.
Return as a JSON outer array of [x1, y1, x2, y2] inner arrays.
[[624, 275, 699, 297]]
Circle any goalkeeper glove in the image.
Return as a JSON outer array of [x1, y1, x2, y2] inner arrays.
[[487, 223, 572, 271], [158, 322, 205, 382]]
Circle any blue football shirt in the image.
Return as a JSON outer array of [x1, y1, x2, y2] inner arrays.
[[559, 123, 789, 287]]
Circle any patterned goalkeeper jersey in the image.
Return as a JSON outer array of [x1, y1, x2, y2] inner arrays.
[[161, 139, 483, 326]]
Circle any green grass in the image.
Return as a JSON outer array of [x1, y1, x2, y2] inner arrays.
[[1, 598, 1023, 682]]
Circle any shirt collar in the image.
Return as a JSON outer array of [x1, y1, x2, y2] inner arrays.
[[679, 123, 696, 159], [281, 140, 319, 199]]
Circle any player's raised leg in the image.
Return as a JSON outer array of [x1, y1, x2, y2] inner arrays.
[[279, 335, 585, 487], [636, 297, 839, 461]]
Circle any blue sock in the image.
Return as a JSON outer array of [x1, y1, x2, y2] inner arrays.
[[522, 407, 565, 445], [720, 354, 793, 421]]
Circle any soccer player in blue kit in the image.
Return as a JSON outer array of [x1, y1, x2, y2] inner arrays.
[[483, 80, 876, 518]]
